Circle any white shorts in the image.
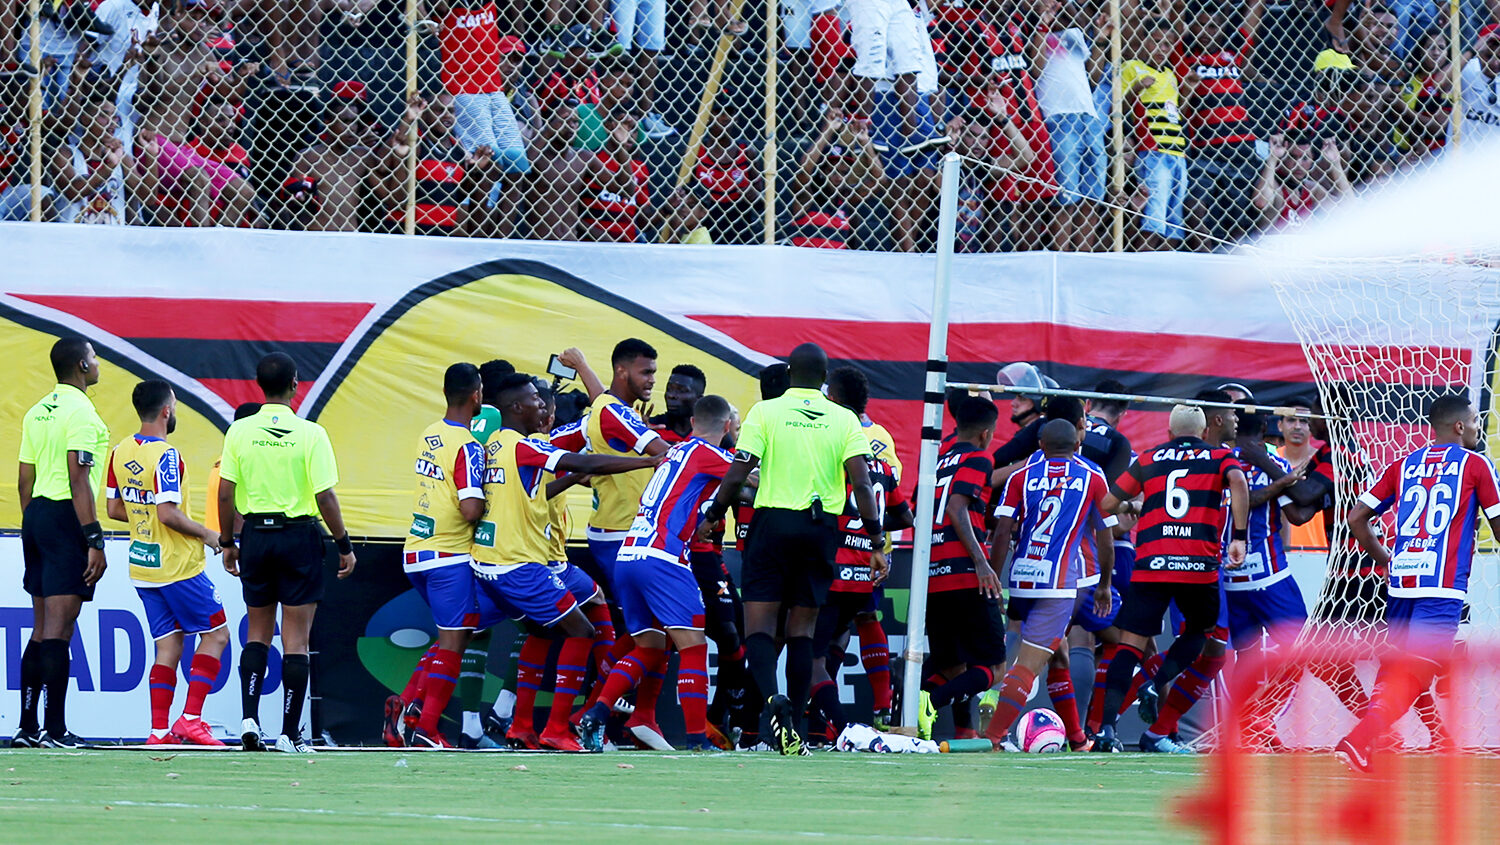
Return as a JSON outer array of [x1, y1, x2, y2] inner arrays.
[[848, 0, 928, 81], [611, 0, 666, 51], [781, 0, 840, 50]]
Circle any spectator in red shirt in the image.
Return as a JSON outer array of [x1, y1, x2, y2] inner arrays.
[[1253, 132, 1351, 230], [537, 25, 604, 116], [579, 111, 649, 242], [788, 115, 883, 249], [430, 0, 531, 175], [690, 93, 763, 244], [189, 95, 252, 181]]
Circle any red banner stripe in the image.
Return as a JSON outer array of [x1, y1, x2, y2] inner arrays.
[[14, 295, 372, 343]]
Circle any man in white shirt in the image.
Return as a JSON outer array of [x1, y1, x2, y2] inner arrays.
[[91, 0, 160, 151], [1460, 32, 1500, 147]]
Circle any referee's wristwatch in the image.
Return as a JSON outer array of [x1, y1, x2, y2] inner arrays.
[[219, 534, 237, 549]]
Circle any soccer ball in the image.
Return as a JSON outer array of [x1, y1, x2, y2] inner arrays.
[[1011, 709, 1067, 753]]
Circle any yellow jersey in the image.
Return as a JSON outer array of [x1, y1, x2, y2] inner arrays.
[[471, 428, 567, 568], [531, 432, 571, 563], [405, 419, 487, 558], [863, 419, 902, 484], [584, 393, 662, 535], [106, 435, 205, 584], [1121, 60, 1185, 157]]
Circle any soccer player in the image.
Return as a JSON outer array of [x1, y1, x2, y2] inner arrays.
[[1083, 379, 1134, 484], [387, 364, 488, 748], [105, 380, 227, 746], [1335, 396, 1500, 772], [1095, 404, 1248, 753], [471, 373, 659, 751], [987, 419, 1114, 751], [579, 395, 738, 751], [650, 364, 707, 443], [219, 353, 357, 753], [916, 396, 1006, 742], [808, 368, 911, 740], [15, 338, 109, 748]]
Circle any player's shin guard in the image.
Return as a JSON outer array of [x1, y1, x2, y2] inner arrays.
[[401, 644, 437, 705], [1149, 652, 1225, 736], [678, 643, 710, 741], [239, 641, 269, 722], [513, 635, 551, 733], [149, 664, 176, 732], [1099, 643, 1143, 730], [545, 637, 593, 736], [184, 654, 220, 719], [785, 636, 815, 737], [1088, 644, 1116, 732], [281, 653, 310, 738], [38, 639, 70, 736], [856, 619, 892, 710], [416, 648, 461, 734], [984, 665, 1037, 744], [18, 640, 41, 732], [1122, 652, 1164, 712], [930, 665, 995, 709], [1047, 667, 1085, 746], [810, 680, 847, 733]]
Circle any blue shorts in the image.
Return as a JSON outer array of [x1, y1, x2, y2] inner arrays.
[[406, 557, 480, 631], [136, 572, 228, 640], [1134, 150, 1187, 240], [1225, 577, 1307, 650], [1072, 583, 1121, 633], [615, 552, 707, 635], [1045, 113, 1106, 204], [549, 560, 602, 604], [1113, 544, 1135, 594], [472, 561, 580, 628], [871, 91, 940, 179], [1385, 596, 1464, 661], [1005, 595, 1074, 651], [588, 535, 626, 590]]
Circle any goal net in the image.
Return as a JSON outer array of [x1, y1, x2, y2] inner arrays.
[[1255, 254, 1500, 751]]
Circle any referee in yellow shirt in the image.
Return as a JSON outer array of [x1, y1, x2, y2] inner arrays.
[[700, 343, 883, 756], [217, 353, 355, 753], [14, 338, 108, 748]]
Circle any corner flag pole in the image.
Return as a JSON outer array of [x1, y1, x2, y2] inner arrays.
[[902, 153, 961, 729]]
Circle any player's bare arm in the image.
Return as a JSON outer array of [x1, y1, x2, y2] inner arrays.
[[557, 348, 606, 400], [1344, 499, 1391, 570], [1094, 524, 1115, 617], [545, 473, 591, 500], [948, 490, 999, 599], [554, 452, 662, 478], [218, 477, 240, 576], [698, 451, 758, 541], [1249, 463, 1306, 508], [315, 487, 357, 579], [155, 500, 222, 554]]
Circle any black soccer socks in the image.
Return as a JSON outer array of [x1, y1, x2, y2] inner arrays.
[[240, 641, 269, 722], [18, 639, 41, 732], [282, 653, 311, 738], [38, 638, 70, 736]]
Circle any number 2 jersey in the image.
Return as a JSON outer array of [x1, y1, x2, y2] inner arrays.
[[832, 456, 906, 594], [997, 454, 1114, 598], [621, 437, 734, 565], [1112, 436, 1240, 585], [1358, 443, 1500, 601], [930, 442, 994, 593]]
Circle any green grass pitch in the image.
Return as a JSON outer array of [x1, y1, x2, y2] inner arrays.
[[0, 748, 1206, 843]]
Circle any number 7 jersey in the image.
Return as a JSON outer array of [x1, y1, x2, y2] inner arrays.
[[1359, 443, 1500, 600]]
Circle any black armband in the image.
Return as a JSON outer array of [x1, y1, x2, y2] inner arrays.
[[82, 521, 105, 550], [1231, 527, 1248, 543], [704, 500, 729, 524], [336, 534, 354, 555]]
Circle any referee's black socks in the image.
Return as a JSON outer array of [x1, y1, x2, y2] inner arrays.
[[18, 640, 41, 732], [240, 641, 269, 722], [785, 636, 814, 737], [37, 639, 70, 736], [282, 653, 310, 739]]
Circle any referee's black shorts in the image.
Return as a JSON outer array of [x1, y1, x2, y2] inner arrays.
[[239, 515, 326, 607], [20, 497, 94, 600], [1115, 580, 1221, 639], [926, 589, 1007, 669], [741, 507, 839, 607]]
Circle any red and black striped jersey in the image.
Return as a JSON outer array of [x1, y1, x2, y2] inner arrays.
[[1112, 437, 1240, 584], [833, 457, 907, 594], [929, 442, 993, 593], [1174, 29, 1257, 149]]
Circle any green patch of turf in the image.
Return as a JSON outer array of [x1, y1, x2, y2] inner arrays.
[[0, 749, 1204, 844]]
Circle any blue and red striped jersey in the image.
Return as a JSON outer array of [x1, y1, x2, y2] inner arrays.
[[998, 454, 1114, 598], [1360, 443, 1500, 601], [621, 438, 733, 565], [929, 442, 993, 593], [1222, 449, 1293, 591], [1113, 437, 1240, 585]]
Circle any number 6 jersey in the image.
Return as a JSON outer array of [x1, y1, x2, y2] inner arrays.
[[1112, 436, 1240, 585], [1359, 443, 1500, 601]]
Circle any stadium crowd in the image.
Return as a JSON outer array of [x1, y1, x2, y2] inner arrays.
[[3, 0, 1499, 248]]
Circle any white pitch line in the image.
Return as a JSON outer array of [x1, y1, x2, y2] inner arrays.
[[0, 796, 996, 842]]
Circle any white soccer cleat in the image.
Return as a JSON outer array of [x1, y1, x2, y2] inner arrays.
[[241, 719, 266, 751], [628, 723, 674, 751], [275, 733, 316, 753]]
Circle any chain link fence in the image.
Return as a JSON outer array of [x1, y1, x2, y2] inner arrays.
[[1, 0, 1494, 248]]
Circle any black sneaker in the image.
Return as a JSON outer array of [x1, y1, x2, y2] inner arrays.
[[10, 728, 41, 748], [38, 731, 85, 749], [767, 695, 804, 757], [1093, 724, 1123, 753], [1136, 682, 1160, 726]]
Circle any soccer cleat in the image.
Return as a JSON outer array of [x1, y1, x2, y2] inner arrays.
[[767, 694, 805, 757], [409, 727, 452, 749], [685, 734, 713, 752], [401, 701, 422, 746], [172, 716, 225, 747], [1334, 737, 1371, 773], [38, 731, 85, 749], [540, 730, 587, 753], [241, 719, 266, 752], [458, 732, 503, 750], [382, 695, 405, 748], [1139, 732, 1194, 754], [917, 691, 937, 741], [977, 690, 998, 736], [1069, 736, 1095, 753], [10, 728, 41, 748], [1094, 725, 1123, 753], [506, 728, 541, 750], [872, 708, 893, 733], [627, 721, 674, 751], [483, 711, 512, 743], [146, 732, 179, 746], [704, 723, 733, 751], [1136, 682, 1160, 727], [610, 696, 636, 715], [275, 733, 316, 753], [578, 709, 608, 753]]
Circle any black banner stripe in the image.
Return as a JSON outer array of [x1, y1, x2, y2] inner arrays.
[[127, 338, 342, 382]]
